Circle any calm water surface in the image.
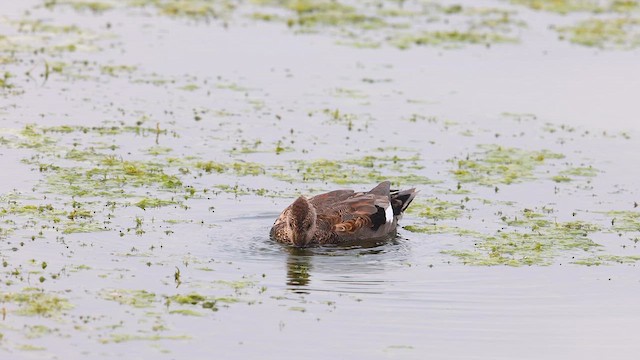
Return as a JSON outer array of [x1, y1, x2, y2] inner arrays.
[[1, 0, 640, 359]]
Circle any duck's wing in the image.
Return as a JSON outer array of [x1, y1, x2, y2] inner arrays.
[[318, 182, 395, 238], [309, 189, 354, 207]]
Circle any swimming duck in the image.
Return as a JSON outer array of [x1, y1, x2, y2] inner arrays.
[[270, 181, 417, 247]]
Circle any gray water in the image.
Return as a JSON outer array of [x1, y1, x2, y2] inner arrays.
[[1, 0, 640, 359]]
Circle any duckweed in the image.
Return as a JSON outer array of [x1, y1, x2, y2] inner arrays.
[[100, 333, 190, 344], [391, 30, 517, 49], [510, 0, 639, 14], [451, 145, 564, 186], [44, 0, 115, 12], [99, 289, 156, 308], [552, 166, 599, 182], [128, 0, 237, 19], [556, 17, 640, 49], [406, 198, 465, 220], [606, 210, 640, 232], [252, 0, 524, 48], [1, 288, 73, 317], [275, 156, 433, 186], [135, 198, 178, 210], [573, 254, 640, 266]]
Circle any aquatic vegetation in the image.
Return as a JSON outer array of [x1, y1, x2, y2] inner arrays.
[[99, 289, 156, 308], [128, 0, 237, 19], [1, 288, 72, 317], [100, 333, 190, 344], [606, 210, 640, 233], [443, 219, 601, 266], [403, 224, 482, 237], [195, 160, 265, 176], [451, 144, 565, 186], [274, 155, 432, 186], [391, 30, 517, 49], [251, 1, 524, 48], [135, 198, 178, 210], [166, 292, 239, 312], [510, 0, 639, 14], [406, 198, 465, 221], [552, 166, 599, 182], [407, 207, 605, 266], [573, 254, 640, 265], [44, 0, 116, 12], [556, 17, 640, 49]]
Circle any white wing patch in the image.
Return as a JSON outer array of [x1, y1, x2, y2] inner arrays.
[[385, 205, 394, 224]]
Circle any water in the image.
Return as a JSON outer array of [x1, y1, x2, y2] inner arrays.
[[1, 0, 640, 359]]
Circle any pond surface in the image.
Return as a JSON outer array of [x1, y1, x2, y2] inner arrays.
[[1, 0, 640, 358]]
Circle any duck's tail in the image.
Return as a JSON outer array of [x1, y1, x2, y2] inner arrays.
[[390, 188, 418, 216]]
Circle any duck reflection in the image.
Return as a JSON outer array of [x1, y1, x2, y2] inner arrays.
[[286, 247, 314, 291]]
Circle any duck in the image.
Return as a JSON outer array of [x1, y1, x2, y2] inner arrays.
[[270, 181, 417, 247]]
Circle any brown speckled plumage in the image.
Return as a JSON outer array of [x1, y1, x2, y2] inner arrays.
[[270, 181, 417, 247]]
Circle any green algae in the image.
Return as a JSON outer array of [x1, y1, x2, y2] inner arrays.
[[447, 212, 601, 266], [1, 288, 72, 317], [407, 206, 606, 266], [135, 198, 178, 210], [251, 1, 523, 49], [100, 333, 190, 344], [44, 0, 115, 12], [553, 166, 599, 182], [404, 224, 481, 237], [195, 160, 265, 176], [451, 144, 565, 186], [391, 30, 517, 49], [253, 0, 384, 28], [573, 254, 640, 266], [99, 289, 156, 308], [168, 309, 203, 316], [557, 17, 640, 49], [24, 325, 55, 339], [47, 161, 183, 197], [406, 198, 465, 221], [275, 155, 432, 186], [510, 0, 639, 14], [129, 0, 237, 19], [16, 344, 47, 351], [606, 210, 640, 233]]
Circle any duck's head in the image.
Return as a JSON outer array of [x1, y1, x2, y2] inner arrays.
[[285, 196, 317, 247]]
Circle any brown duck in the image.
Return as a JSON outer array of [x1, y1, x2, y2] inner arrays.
[[270, 181, 418, 247]]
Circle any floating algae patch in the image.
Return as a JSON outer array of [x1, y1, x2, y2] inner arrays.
[[509, 0, 639, 14], [1, 288, 73, 317], [274, 155, 433, 186], [404, 224, 482, 237], [251, 1, 524, 48], [166, 292, 239, 312], [552, 166, 599, 182], [252, 0, 386, 28], [134, 197, 179, 210], [0, 200, 105, 235], [100, 333, 191, 344], [451, 144, 564, 186], [391, 30, 517, 49], [168, 309, 203, 316], [405, 197, 466, 221], [195, 160, 265, 176], [43, 0, 116, 12], [129, 0, 238, 20], [99, 289, 156, 308], [606, 210, 640, 233], [573, 254, 640, 266], [46, 160, 183, 197], [443, 209, 602, 266], [556, 17, 640, 49]]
